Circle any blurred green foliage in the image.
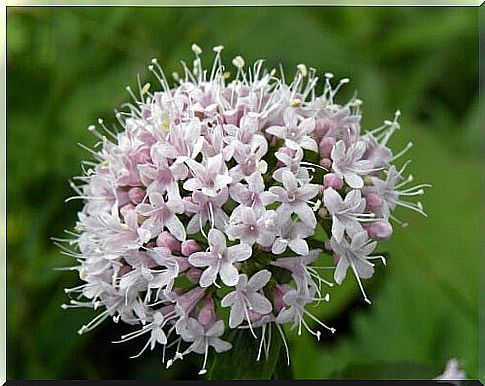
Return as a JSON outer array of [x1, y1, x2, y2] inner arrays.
[[6, 6, 479, 380]]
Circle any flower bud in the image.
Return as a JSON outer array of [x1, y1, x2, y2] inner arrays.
[[156, 231, 181, 252], [186, 267, 202, 283], [259, 245, 273, 252], [272, 284, 292, 313], [319, 137, 335, 158], [181, 239, 201, 257], [320, 158, 332, 169], [314, 119, 330, 140], [136, 148, 151, 164], [198, 298, 216, 329], [128, 187, 145, 205], [365, 192, 383, 213], [323, 173, 344, 190], [365, 220, 393, 241], [118, 265, 132, 277]]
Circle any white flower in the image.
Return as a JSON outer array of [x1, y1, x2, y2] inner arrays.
[[188, 228, 252, 287], [229, 171, 277, 209], [113, 311, 167, 358], [225, 207, 276, 247], [136, 186, 186, 241], [271, 217, 313, 256], [331, 140, 375, 189], [221, 270, 273, 329], [266, 108, 318, 152], [229, 138, 268, 182], [271, 249, 331, 295], [330, 231, 385, 304], [371, 164, 429, 220], [270, 170, 320, 228], [184, 153, 232, 198], [179, 318, 232, 375], [272, 147, 310, 183], [62, 45, 428, 371], [276, 288, 335, 339], [323, 187, 371, 242]]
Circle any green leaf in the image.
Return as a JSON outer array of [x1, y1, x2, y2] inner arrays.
[[207, 328, 287, 380]]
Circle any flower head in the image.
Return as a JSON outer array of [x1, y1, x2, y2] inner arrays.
[[61, 45, 428, 374]]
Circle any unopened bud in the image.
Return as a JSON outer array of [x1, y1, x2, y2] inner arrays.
[[198, 298, 216, 329], [323, 173, 344, 190], [186, 267, 202, 283], [319, 137, 335, 158], [181, 239, 201, 257], [320, 158, 332, 169], [272, 284, 292, 313], [128, 187, 145, 205], [365, 192, 383, 213], [135, 148, 151, 164], [365, 220, 393, 241], [156, 231, 181, 252]]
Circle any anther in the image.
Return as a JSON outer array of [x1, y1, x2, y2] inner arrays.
[[191, 43, 202, 55], [297, 64, 307, 77], [141, 83, 151, 95], [232, 56, 245, 69]]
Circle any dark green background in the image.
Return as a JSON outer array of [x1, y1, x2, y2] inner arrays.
[[6, 6, 480, 380]]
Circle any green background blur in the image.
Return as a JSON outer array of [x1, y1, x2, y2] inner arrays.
[[6, 6, 480, 380]]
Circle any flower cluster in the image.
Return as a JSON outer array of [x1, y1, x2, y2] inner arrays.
[[60, 44, 429, 374]]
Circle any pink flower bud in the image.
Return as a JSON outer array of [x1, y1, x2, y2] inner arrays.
[[181, 239, 201, 257], [320, 158, 332, 168], [259, 245, 273, 252], [116, 189, 130, 207], [365, 220, 393, 241], [186, 267, 202, 283], [314, 119, 330, 140], [333, 254, 340, 265], [118, 265, 132, 277], [156, 231, 181, 252], [135, 147, 151, 164], [323, 173, 344, 190], [128, 187, 145, 205], [272, 284, 292, 313], [198, 298, 216, 329], [319, 137, 335, 158], [365, 192, 383, 213]]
